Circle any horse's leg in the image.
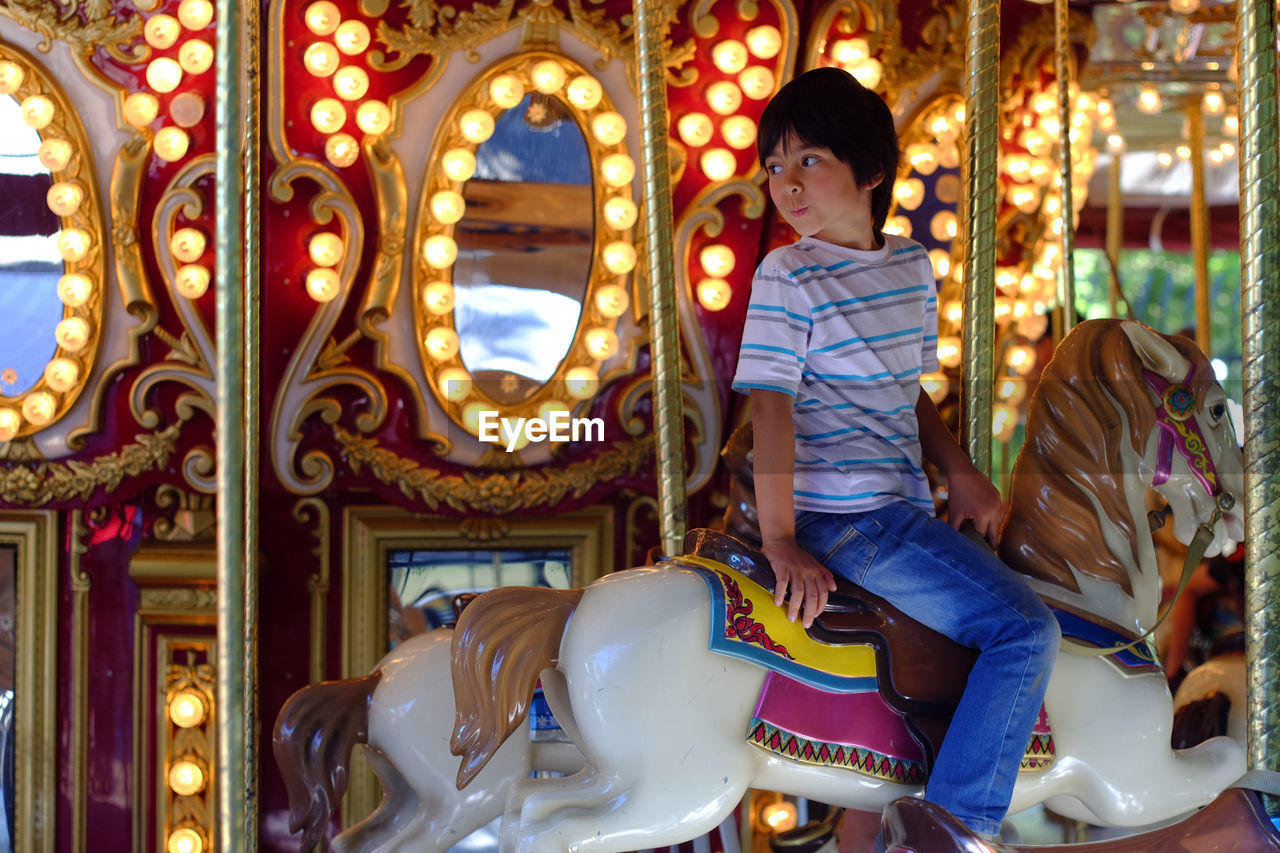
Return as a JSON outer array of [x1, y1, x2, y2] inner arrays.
[[331, 746, 427, 853], [1010, 651, 1245, 827]]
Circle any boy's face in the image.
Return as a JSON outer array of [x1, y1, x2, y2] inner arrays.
[[764, 134, 882, 251]]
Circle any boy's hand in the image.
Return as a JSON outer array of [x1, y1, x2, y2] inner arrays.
[[760, 537, 837, 628], [946, 470, 1007, 549]]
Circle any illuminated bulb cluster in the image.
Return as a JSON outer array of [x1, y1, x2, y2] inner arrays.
[[677, 24, 782, 183], [304, 230, 346, 303], [165, 686, 212, 853], [827, 36, 882, 89], [303, 1, 386, 168], [694, 243, 735, 311], [132, 0, 216, 164]]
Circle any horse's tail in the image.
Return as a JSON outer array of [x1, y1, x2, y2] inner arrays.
[[272, 672, 382, 851], [450, 586, 584, 788]]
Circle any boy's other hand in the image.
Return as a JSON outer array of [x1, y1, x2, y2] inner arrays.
[[946, 471, 1007, 549], [760, 537, 837, 628]]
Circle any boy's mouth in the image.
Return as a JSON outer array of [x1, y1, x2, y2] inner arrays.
[[789, 206, 808, 218]]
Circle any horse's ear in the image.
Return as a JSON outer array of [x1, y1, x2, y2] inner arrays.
[[1120, 320, 1191, 382]]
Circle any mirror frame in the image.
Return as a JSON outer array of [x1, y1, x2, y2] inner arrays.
[[0, 42, 106, 441], [412, 50, 638, 439]]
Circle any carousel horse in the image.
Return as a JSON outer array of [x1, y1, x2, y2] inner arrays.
[[275, 319, 1247, 853]]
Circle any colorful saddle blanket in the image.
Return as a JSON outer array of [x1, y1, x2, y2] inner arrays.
[[680, 556, 1056, 781]]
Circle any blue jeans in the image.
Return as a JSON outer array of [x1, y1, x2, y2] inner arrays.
[[795, 502, 1060, 835]]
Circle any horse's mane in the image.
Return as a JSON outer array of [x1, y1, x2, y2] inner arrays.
[[1000, 319, 1214, 596]]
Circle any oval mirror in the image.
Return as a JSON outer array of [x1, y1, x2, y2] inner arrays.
[[414, 52, 639, 441], [454, 92, 592, 405], [0, 44, 105, 442]]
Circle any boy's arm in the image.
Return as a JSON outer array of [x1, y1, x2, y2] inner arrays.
[[751, 390, 837, 628], [915, 388, 1007, 547]]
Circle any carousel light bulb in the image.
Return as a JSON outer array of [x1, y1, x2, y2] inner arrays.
[[696, 277, 732, 311], [700, 148, 736, 181], [706, 81, 743, 116], [921, 372, 949, 405], [1019, 127, 1051, 157], [677, 112, 714, 147], [1006, 344, 1036, 375], [20, 95, 54, 129], [721, 115, 756, 150], [531, 60, 566, 94], [1223, 113, 1239, 135], [996, 376, 1027, 404], [425, 327, 460, 360], [762, 801, 798, 832], [430, 190, 466, 224], [422, 282, 455, 314], [154, 127, 191, 162], [928, 248, 951, 280], [0, 409, 19, 442], [177, 0, 214, 30], [882, 215, 911, 237], [171, 228, 207, 263], [591, 111, 627, 146], [564, 366, 599, 399], [893, 177, 924, 211], [907, 144, 939, 176], [699, 244, 736, 277], [123, 92, 160, 128], [22, 392, 56, 427], [305, 267, 341, 302], [44, 358, 79, 392], [57, 229, 91, 262], [169, 761, 206, 796], [308, 232, 344, 267], [304, 1, 341, 36], [712, 40, 749, 74], [488, 74, 524, 109], [594, 284, 629, 317], [47, 182, 84, 217], [304, 41, 340, 77], [745, 25, 782, 59], [169, 691, 206, 727], [936, 336, 962, 369], [1219, 140, 1236, 159], [943, 300, 963, 326], [459, 109, 495, 143], [992, 402, 1018, 441], [437, 367, 471, 401], [600, 153, 635, 188], [738, 66, 775, 100], [355, 100, 391, 135], [538, 401, 570, 425], [585, 328, 619, 359], [461, 402, 491, 436], [1137, 86, 1162, 114], [334, 20, 371, 55], [930, 210, 958, 241], [1106, 133, 1125, 153], [422, 235, 457, 269], [1176, 143, 1191, 161], [1030, 91, 1057, 116], [169, 92, 206, 127], [167, 828, 203, 853], [441, 148, 476, 182], [602, 241, 637, 274], [58, 273, 93, 306], [996, 267, 1021, 294], [1007, 184, 1039, 213], [333, 66, 370, 100], [930, 115, 954, 139], [146, 57, 184, 93], [566, 76, 603, 110], [56, 317, 90, 352], [144, 14, 182, 49], [175, 264, 210, 299], [1202, 89, 1225, 115], [849, 58, 882, 90], [603, 197, 637, 230], [38, 139, 72, 172], [831, 38, 868, 65], [310, 97, 346, 133], [1004, 154, 1032, 181], [1169, 0, 1200, 11], [0, 60, 24, 95]]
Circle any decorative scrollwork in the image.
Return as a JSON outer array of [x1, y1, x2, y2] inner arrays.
[[0, 423, 180, 505], [0, 0, 141, 57]]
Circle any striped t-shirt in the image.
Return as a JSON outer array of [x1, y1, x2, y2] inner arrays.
[[731, 234, 939, 514]]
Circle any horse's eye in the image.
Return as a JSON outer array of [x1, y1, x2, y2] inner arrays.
[[1210, 402, 1226, 422]]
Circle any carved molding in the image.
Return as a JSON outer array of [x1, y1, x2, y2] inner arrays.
[[0, 423, 180, 506]]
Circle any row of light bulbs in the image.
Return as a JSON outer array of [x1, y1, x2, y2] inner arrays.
[[302, 0, 387, 168], [120, 0, 216, 163], [920, 372, 1026, 441], [165, 688, 211, 853]]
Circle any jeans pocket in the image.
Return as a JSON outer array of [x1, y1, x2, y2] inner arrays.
[[820, 524, 878, 585]]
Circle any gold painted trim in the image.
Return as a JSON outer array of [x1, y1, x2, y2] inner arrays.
[[341, 503, 616, 825], [68, 511, 89, 853], [0, 511, 58, 853], [293, 498, 332, 685], [335, 424, 652, 513], [0, 0, 140, 57]]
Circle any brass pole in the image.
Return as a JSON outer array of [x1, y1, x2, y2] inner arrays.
[[1237, 0, 1280, 808], [1054, 0, 1075, 336], [960, 0, 999, 475], [1105, 149, 1123, 317], [215, 0, 260, 848], [1187, 100, 1210, 353], [634, 0, 686, 555]]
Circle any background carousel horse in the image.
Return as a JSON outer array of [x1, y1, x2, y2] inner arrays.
[[449, 319, 1245, 853]]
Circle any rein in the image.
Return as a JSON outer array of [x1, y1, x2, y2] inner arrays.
[[1061, 366, 1234, 659]]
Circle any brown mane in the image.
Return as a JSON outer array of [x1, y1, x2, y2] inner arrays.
[[999, 319, 1215, 596]]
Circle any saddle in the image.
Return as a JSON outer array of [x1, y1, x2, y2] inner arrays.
[[684, 528, 977, 770]]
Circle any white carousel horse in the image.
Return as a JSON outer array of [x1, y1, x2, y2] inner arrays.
[[274, 319, 1246, 852]]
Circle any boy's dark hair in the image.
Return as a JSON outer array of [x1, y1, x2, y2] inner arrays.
[[757, 67, 901, 231]]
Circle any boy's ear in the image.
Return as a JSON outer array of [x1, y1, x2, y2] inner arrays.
[[864, 172, 885, 190]]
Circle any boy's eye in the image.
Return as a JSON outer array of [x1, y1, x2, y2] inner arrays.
[[801, 155, 819, 166], [766, 164, 782, 174]]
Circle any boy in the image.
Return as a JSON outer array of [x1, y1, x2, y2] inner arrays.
[[731, 67, 1060, 842]]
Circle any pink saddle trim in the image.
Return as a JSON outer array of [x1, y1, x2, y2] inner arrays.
[[753, 671, 924, 763]]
